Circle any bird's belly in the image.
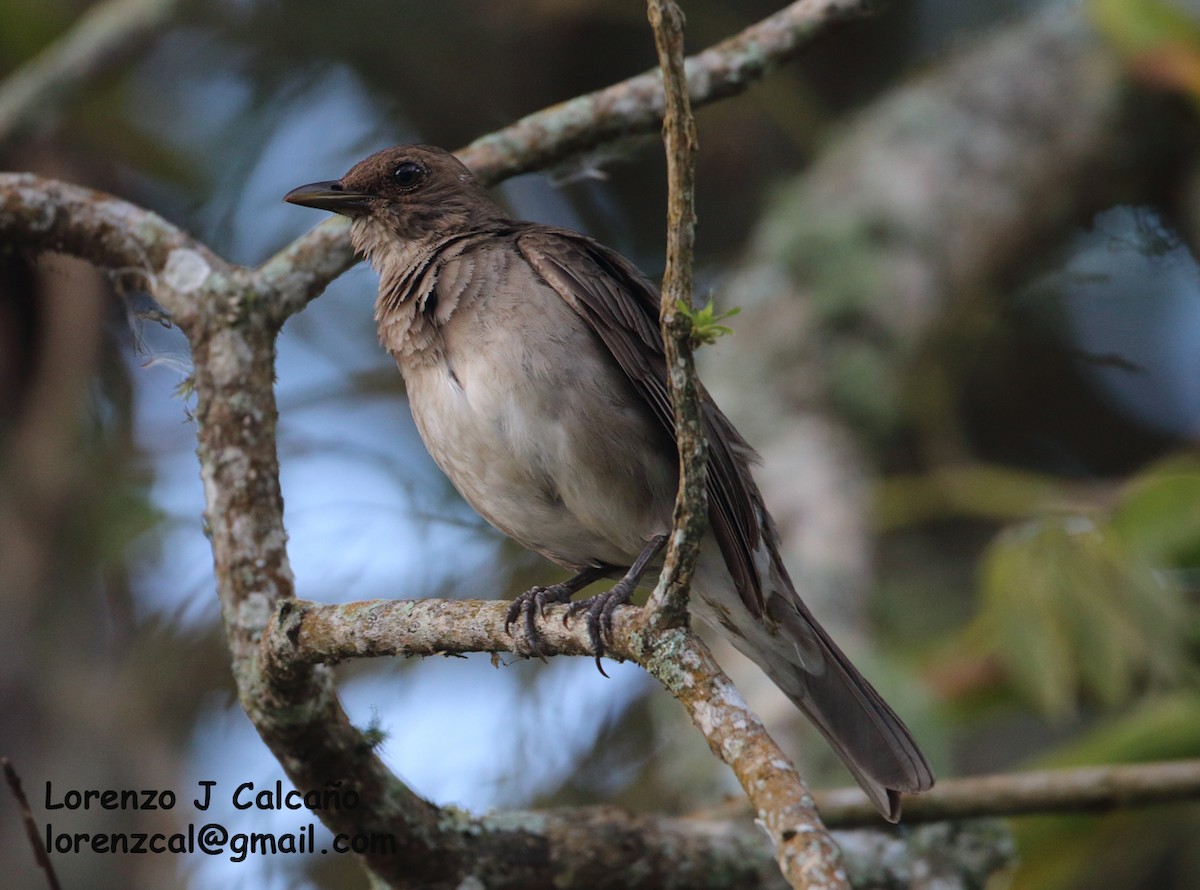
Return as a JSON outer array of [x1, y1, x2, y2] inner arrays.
[[400, 327, 675, 570]]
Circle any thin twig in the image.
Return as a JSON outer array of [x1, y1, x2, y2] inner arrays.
[[0, 0, 184, 151], [2, 758, 61, 890], [645, 6, 842, 887], [645, 0, 706, 627]]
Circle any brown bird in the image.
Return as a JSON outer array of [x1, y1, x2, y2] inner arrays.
[[285, 144, 934, 820]]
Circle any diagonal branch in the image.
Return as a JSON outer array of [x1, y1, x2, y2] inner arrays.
[[267, 595, 851, 888], [0, 0, 185, 151], [459, 0, 873, 184], [2, 758, 61, 890]]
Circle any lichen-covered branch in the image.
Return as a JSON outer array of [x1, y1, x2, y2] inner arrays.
[[645, 0, 706, 627], [0, 173, 231, 331], [635, 628, 849, 890], [0, 178, 442, 887], [271, 596, 1200, 836], [262, 0, 873, 322], [835, 822, 1013, 890], [645, 3, 844, 886], [0, 0, 185, 151], [190, 319, 456, 888], [267, 597, 849, 890], [458, 0, 873, 184]]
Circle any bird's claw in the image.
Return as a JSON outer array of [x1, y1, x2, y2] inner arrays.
[[505, 583, 575, 660], [564, 582, 635, 677]]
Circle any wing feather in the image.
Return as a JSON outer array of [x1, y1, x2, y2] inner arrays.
[[517, 226, 765, 616]]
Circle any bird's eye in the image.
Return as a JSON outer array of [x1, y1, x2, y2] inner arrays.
[[392, 161, 425, 189]]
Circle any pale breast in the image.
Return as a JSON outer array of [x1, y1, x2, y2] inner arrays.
[[393, 244, 677, 570]]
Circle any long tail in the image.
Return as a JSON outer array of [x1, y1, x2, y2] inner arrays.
[[764, 588, 933, 820], [711, 583, 935, 821]]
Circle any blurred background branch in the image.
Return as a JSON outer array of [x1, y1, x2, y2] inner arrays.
[[818, 759, 1200, 827], [0, 0, 185, 151]]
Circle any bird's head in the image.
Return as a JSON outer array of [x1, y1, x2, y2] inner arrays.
[[284, 144, 505, 245]]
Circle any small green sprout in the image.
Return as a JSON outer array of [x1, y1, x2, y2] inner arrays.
[[174, 374, 197, 400], [676, 297, 741, 346], [358, 712, 389, 750]]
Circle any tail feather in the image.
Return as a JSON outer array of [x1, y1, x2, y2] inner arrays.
[[762, 590, 934, 820], [704, 577, 935, 822]]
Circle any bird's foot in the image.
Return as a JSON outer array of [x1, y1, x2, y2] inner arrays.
[[564, 577, 638, 677], [505, 582, 578, 660]]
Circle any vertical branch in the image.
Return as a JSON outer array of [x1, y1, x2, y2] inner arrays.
[[645, 0, 706, 628], [189, 310, 447, 886], [643, 5, 849, 889]]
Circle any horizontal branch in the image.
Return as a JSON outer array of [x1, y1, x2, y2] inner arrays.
[[263, 0, 872, 321], [272, 597, 586, 662], [267, 596, 845, 884], [269, 599, 1200, 834], [815, 759, 1200, 827]]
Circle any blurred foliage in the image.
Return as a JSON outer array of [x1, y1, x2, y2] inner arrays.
[[900, 449, 1200, 726], [1091, 0, 1200, 101], [1113, 453, 1200, 568], [879, 465, 1082, 529], [0, 0, 73, 60], [971, 513, 1190, 718], [888, 449, 1200, 890], [1007, 694, 1200, 890]]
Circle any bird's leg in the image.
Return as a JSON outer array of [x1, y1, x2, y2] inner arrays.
[[566, 533, 668, 676], [505, 565, 609, 660]]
